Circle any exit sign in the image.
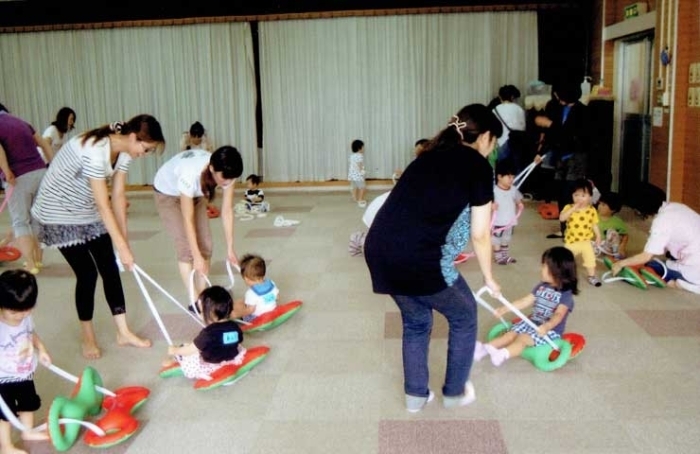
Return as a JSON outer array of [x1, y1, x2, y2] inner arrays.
[[625, 2, 648, 19]]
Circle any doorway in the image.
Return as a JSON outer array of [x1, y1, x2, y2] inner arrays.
[[613, 34, 654, 205]]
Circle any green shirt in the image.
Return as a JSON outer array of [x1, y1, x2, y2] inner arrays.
[[598, 215, 627, 236]]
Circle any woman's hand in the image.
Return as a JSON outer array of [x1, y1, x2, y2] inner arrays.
[[117, 245, 134, 271], [484, 277, 501, 298], [227, 249, 238, 267]]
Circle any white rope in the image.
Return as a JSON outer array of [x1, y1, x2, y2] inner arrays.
[[132, 264, 204, 327], [132, 266, 174, 345], [473, 286, 559, 351]]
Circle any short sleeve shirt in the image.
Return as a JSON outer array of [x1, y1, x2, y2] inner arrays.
[[0, 112, 45, 179], [31, 136, 131, 225], [529, 282, 575, 336], [0, 316, 37, 383], [153, 149, 210, 198], [645, 202, 700, 284], [244, 279, 279, 317], [598, 215, 628, 236], [193, 320, 243, 364], [493, 185, 523, 226], [563, 205, 598, 244], [348, 153, 364, 181], [365, 145, 494, 295]]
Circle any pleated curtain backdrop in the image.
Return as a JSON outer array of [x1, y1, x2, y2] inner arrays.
[[0, 23, 258, 185]]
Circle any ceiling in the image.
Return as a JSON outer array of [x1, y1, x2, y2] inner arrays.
[[0, 0, 587, 28]]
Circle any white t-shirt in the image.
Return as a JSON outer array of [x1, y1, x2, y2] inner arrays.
[[348, 153, 364, 181], [493, 185, 523, 226], [31, 136, 132, 225], [244, 279, 279, 317], [153, 149, 210, 198], [645, 202, 700, 284], [0, 316, 37, 383], [493, 103, 526, 146], [42, 124, 68, 155]]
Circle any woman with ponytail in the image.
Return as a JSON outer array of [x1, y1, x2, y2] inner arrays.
[[365, 104, 503, 412], [31, 114, 165, 359], [153, 146, 243, 299]]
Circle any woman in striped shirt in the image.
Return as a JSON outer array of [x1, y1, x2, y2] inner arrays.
[[31, 115, 165, 360]]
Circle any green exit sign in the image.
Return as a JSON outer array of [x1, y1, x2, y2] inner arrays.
[[625, 2, 647, 20]]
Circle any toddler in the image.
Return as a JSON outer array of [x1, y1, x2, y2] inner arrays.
[[348, 139, 366, 207], [559, 179, 602, 286], [244, 174, 270, 213], [492, 159, 524, 265], [475, 246, 578, 366], [236, 254, 279, 322], [596, 191, 628, 259], [0, 270, 52, 454], [163, 286, 246, 380]]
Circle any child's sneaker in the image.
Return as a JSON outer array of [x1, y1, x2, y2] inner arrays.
[[406, 390, 434, 413], [443, 381, 476, 408], [496, 256, 517, 265], [587, 276, 602, 287]]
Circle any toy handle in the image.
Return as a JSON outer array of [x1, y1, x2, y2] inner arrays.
[[473, 286, 509, 326], [189, 269, 213, 312], [46, 364, 115, 397]]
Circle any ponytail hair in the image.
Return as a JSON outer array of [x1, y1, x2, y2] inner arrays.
[[201, 146, 243, 202], [80, 114, 165, 154], [422, 104, 502, 154]]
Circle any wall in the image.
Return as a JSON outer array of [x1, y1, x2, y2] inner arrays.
[[593, 0, 700, 211]]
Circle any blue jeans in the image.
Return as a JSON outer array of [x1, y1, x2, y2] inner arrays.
[[646, 260, 684, 282], [391, 276, 477, 398]]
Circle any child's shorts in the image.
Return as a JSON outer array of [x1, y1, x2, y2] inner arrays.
[[511, 321, 561, 347], [565, 241, 596, 269], [0, 379, 41, 420], [350, 180, 365, 190], [491, 226, 514, 247]]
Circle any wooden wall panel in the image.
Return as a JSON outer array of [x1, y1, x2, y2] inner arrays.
[[674, 0, 700, 211]]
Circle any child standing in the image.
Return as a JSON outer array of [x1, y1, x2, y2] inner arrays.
[[235, 254, 279, 322], [596, 191, 628, 259], [348, 139, 366, 207], [559, 179, 602, 286], [0, 270, 52, 453], [244, 174, 269, 213], [474, 246, 578, 366], [163, 286, 245, 380], [492, 159, 524, 265]]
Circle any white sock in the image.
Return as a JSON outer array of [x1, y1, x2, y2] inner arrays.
[[485, 344, 510, 367], [473, 341, 489, 362]]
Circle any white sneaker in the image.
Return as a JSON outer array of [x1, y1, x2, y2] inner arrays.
[[406, 390, 434, 413], [443, 381, 476, 408]]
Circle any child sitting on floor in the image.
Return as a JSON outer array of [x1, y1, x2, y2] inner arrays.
[[163, 286, 246, 380], [596, 191, 628, 259], [474, 246, 578, 366], [236, 254, 279, 322], [244, 174, 270, 213]]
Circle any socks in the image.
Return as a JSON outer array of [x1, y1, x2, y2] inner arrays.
[[473, 341, 488, 362], [484, 344, 510, 367]]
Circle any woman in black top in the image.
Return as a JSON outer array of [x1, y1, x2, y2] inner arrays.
[[365, 104, 502, 412]]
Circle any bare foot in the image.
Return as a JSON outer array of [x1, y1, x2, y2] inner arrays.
[[1, 445, 28, 454], [22, 430, 49, 441], [117, 332, 152, 348], [82, 342, 102, 360], [161, 357, 177, 368]]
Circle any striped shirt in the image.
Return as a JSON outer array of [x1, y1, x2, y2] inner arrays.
[[31, 136, 131, 225]]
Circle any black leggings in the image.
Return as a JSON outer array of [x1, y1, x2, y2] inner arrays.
[[59, 233, 126, 321]]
